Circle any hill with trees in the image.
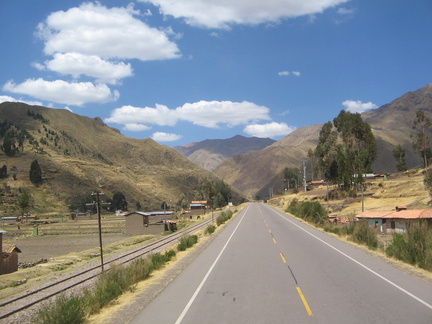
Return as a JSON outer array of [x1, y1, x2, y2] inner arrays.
[[215, 84, 432, 199], [0, 102, 244, 216]]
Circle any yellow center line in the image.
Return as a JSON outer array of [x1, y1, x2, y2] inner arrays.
[[280, 253, 286, 263], [268, 229, 271, 234], [272, 238, 277, 244], [296, 287, 314, 316]]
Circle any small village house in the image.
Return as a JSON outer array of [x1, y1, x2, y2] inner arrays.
[[0, 230, 22, 275], [190, 201, 207, 216], [356, 207, 432, 234], [124, 211, 176, 235]]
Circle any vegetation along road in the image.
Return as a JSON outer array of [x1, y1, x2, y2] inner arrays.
[[131, 202, 432, 324]]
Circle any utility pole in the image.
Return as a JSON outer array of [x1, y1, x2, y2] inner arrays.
[[303, 160, 307, 192], [87, 191, 110, 272]]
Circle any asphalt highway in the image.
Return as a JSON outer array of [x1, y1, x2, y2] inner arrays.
[[131, 202, 432, 323]]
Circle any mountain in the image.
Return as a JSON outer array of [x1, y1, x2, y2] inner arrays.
[[173, 135, 275, 171], [0, 102, 242, 214], [215, 84, 432, 199]]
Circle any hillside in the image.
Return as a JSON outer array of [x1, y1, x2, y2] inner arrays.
[[215, 84, 432, 199], [0, 102, 240, 215], [174, 135, 275, 171]]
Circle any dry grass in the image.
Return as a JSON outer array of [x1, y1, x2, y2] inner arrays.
[[272, 171, 430, 217]]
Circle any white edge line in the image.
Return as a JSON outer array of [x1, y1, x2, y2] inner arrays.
[[266, 204, 432, 311], [174, 204, 251, 324]]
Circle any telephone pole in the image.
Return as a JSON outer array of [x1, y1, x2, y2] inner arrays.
[[303, 160, 307, 192], [87, 191, 110, 272]]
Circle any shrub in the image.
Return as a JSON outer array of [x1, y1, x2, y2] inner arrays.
[[216, 210, 233, 226], [351, 220, 378, 250], [286, 199, 328, 224], [205, 224, 216, 235], [386, 221, 432, 270], [85, 265, 130, 314], [33, 293, 85, 324], [177, 235, 198, 251]]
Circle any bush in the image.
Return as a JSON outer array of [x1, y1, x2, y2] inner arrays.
[[151, 250, 176, 270], [177, 235, 198, 251], [386, 222, 432, 270], [351, 220, 378, 250], [33, 293, 85, 324], [205, 224, 216, 235], [286, 199, 328, 224], [85, 265, 130, 314], [216, 210, 233, 226]]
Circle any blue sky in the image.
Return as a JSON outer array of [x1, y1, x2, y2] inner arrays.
[[1, 0, 431, 146]]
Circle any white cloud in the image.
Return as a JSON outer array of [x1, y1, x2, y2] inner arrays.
[[105, 104, 178, 126], [278, 70, 301, 77], [123, 123, 152, 132], [176, 100, 271, 128], [36, 2, 180, 61], [3, 78, 119, 106], [45, 53, 133, 84], [0, 95, 43, 106], [140, 0, 349, 29], [152, 132, 183, 142], [244, 122, 296, 138], [342, 100, 378, 113], [105, 100, 271, 129]]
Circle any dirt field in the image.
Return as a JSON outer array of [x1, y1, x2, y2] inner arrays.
[[1, 215, 129, 263], [10, 233, 129, 262]]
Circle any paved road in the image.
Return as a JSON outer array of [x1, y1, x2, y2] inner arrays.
[[131, 203, 432, 323]]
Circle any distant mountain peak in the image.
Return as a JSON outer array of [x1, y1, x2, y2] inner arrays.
[[174, 135, 275, 171]]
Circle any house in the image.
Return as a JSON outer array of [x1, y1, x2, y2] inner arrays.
[[356, 208, 432, 234], [124, 211, 176, 235], [190, 201, 207, 216], [0, 230, 22, 275]]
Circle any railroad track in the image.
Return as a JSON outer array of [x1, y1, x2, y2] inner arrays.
[[0, 216, 215, 321]]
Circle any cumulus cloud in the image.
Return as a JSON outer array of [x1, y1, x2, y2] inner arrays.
[[342, 100, 378, 113], [3, 79, 119, 106], [140, 0, 349, 29], [177, 100, 271, 128], [36, 2, 180, 61], [105, 100, 271, 129], [105, 104, 177, 126], [45, 53, 133, 84], [244, 122, 296, 138], [152, 132, 183, 142]]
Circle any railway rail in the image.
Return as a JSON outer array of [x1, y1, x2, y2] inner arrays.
[[0, 215, 215, 321]]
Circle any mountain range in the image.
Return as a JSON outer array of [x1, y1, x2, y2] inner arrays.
[[0, 83, 431, 209], [173, 135, 275, 171], [209, 84, 432, 199]]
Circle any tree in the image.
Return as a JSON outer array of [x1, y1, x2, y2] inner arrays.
[[18, 187, 33, 216], [112, 192, 127, 211], [392, 145, 408, 171], [29, 160, 42, 184], [0, 164, 7, 179], [412, 110, 432, 168], [314, 110, 377, 188], [283, 167, 300, 189]]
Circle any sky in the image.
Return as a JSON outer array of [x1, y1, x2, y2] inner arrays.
[[0, 0, 431, 146]]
